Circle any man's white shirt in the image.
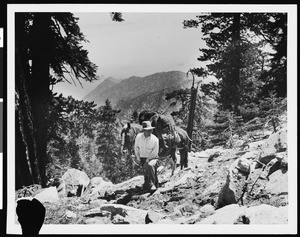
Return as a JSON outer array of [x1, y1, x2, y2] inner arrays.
[[134, 133, 159, 159]]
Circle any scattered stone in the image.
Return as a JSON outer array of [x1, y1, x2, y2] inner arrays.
[[91, 179, 114, 197], [202, 181, 222, 197], [174, 170, 197, 187], [34, 187, 59, 203], [90, 177, 105, 188], [239, 150, 260, 160], [276, 152, 288, 168], [65, 210, 77, 218], [145, 211, 163, 224], [112, 214, 128, 224], [100, 204, 148, 224], [196, 151, 209, 158], [156, 218, 175, 224], [244, 204, 288, 224], [254, 128, 287, 159], [61, 168, 90, 197], [199, 204, 246, 224], [84, 217, 107, 224], [265, 170, 288, 195], [89, 199, 108, 208], [199, 204, 216, 219]]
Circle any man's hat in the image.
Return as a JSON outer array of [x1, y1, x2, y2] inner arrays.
[[142, 121, 155, 130]]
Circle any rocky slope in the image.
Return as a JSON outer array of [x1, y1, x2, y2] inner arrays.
[[16, 113, 288, 228]]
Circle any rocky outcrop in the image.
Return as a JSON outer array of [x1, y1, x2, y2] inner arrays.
[[199, 203, 288, 224], [34, 187, 59, 203], [217, 127, 288, 209], [61, 169, 90, 197]]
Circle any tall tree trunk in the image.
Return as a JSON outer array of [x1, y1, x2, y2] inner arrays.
[[15, 13, 42, 186], [232, 13, 241, 114], [15, 109, 34, 189], [28, 13, 52, 187]]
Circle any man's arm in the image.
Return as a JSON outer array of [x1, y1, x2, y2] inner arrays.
[[134, 135, 140, 160]]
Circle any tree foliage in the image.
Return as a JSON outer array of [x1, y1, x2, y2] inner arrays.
[[183, 13, 287, 115], [15, 12, 98, 187]]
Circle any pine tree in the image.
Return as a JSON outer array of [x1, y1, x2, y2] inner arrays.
[[95, 99, 122, 183], [183, 13, 287, 114]]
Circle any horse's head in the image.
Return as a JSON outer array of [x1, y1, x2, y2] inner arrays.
[[138, 110, 157, 125], [120, 122, 139, 155]]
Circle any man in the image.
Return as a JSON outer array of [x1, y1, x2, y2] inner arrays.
[[134, 121, 159, 191]]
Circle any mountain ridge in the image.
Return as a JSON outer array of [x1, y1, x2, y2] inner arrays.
[[83, 71, 193, 114]]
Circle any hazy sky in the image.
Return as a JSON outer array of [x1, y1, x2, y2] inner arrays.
[[53, 12, 205, 100]]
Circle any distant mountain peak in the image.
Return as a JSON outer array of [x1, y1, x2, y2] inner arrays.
[[82, 71, 193, 112]]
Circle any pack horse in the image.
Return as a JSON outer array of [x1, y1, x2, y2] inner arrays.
[[138, 110, 192, 176], [120, 122, 141, 165]]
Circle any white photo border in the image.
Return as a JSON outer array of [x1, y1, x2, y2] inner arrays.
[[7, 3, 298, 235]]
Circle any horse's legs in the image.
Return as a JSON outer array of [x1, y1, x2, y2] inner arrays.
[[179, 147, 188, 169], [170, 148, 176, 176]]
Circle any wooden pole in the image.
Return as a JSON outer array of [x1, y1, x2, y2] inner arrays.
[[186, 71, 197, 150]]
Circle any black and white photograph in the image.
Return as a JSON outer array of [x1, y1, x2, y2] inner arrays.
[[6, 4, 297, 235]]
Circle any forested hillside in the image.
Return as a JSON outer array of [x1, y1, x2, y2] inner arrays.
[[83, 71, 193, 112]]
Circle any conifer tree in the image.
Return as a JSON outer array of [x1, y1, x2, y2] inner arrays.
[[183, 13, 287, 114]]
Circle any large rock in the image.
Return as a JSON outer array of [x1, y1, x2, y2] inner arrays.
[[199, 204, 216, 219], [90, 177, 105, 188], [217, 174, 238, 208], [199, 204, 246, 224], [265, 170, 288, 199], [174, 170, 198, 187], [239, 150, 260, 161], [199, 204, 288, 224], [100, 204, 148, 224], [90, 179, 114, 197], [34, 187, 59, 203], [114, 175, 144, 190], [217, 165, 249, 209], [202, 181, 222, 197], [250, 127, 287, 160], [61, 168, 90, 197], [244, 204, 288, 224]]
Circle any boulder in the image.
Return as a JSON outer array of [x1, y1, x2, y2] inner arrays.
[[156, 218, 175, 224], [34, 187, 59, 203], [217, 167, 248, 209], [199, 204, 216, 219], [217, 174, 237, 208], [236, 157, 252, 173], [276, 152, 288, 168], [199, 204, 288, 224], [202, 181, 222, 197], [145, 211, 164, 224], [265, 170, 288, 195], [89, 199, 108, 208], [244, 204, 288, 224], [114, 175, 144, 190], [174, 170, 197, 187], [90, 179, 114, 197], [196, 151, 210, 158], [100, 204, 148, 224], [239, 150, 260, 161], [199, 204, 246, 224], [233, 139, 246, 148], [253, 127, 287, 159], [84, 217, 107, 224], [65, 210, 77, 218], [61, 169, 90, 197], [90, 177, 105, 188]]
